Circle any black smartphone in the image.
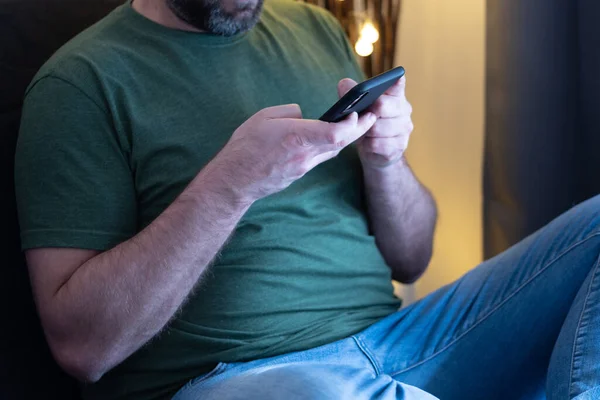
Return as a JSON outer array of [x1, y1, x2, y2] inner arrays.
[[319, 66, 406, 123]]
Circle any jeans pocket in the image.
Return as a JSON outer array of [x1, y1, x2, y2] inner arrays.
[[189, 362, 229, 387], [173, 362, 230, 399]]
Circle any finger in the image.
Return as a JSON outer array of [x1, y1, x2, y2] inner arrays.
[[262, 103, 303, 119], [304, 111, 363, 148], [365, 117, 414, 138], [281, 118, 338, 146], [384, 76, 406, 97], [370, 96, 411, 119], [337, 78, 358, 98], [331, 111, 378, 147], [283, 112, 376, 149]]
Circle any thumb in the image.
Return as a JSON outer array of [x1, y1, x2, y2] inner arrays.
[[337, 78, 358, 98], [261, 104, 303, 119]]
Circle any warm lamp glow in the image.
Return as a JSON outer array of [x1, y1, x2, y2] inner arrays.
[[360, 21, 380, 44], [355, 38, 374, 57]]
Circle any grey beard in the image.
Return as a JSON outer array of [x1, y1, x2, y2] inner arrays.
[[166, 0, 263, 36]]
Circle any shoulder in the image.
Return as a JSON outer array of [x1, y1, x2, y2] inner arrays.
[[27, 5, 130, 100], [263, 0, 344, 35], [262, 0, 348, 58]]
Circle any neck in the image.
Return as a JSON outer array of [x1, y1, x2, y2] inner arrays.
[[131, 0, 204, 32]]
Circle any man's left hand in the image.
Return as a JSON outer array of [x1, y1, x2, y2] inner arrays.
[[337, 76, 413, 169]]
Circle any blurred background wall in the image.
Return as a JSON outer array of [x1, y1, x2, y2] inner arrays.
[[395, 0, 486, 298]]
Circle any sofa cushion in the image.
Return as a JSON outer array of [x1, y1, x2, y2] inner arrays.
[[0, 1, 123, 398]]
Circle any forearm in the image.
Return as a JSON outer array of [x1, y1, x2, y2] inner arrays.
[[31, 105, 375, 383], [363, 157, 437, 283], [50, 160, 252, 381]]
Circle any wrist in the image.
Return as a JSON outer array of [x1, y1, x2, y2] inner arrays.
[[190, 157, 257, 211], [362, 156, 408, 183]]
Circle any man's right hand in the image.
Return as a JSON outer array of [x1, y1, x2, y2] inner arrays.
[[214, 104, 377, 203], [22, 104, 375, 383]]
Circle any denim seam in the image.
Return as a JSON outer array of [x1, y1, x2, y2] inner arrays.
[[568, 253, 600, 398], [390, 231, 600, 377], [352, 335, 382, 376]]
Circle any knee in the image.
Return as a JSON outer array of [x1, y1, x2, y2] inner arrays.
[[561, 195, 600, 236]]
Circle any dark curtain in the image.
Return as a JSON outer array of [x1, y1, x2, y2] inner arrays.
[[484, 0, 600, 258]]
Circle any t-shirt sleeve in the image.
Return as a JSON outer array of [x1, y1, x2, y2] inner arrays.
[[15, 75, 138, 251]]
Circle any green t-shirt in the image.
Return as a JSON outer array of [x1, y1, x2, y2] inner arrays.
[[15, 1, 401, 399]]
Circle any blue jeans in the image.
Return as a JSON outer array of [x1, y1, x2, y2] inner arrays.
[[172, 196, 600, 400]]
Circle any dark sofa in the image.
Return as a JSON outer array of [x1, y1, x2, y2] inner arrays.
[[0, 2, 123, 398]]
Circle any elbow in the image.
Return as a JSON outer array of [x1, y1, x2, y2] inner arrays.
[[40, 312, 126, 383], [49, 340, 108, 383], [389, 248, 433, 284], [393, 268, 425, 285]]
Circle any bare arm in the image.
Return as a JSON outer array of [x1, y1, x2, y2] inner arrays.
[[362, 157, 437, 283], [27, 160, 251, 383], [25, 105, 375, 383], [336, 76, 437, 283]]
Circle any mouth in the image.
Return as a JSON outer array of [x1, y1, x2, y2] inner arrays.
[[229, 1, 257, 20], [233, 0, 257, 11]]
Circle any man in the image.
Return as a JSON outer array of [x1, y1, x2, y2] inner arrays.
[[14, 0, 599, 399]]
